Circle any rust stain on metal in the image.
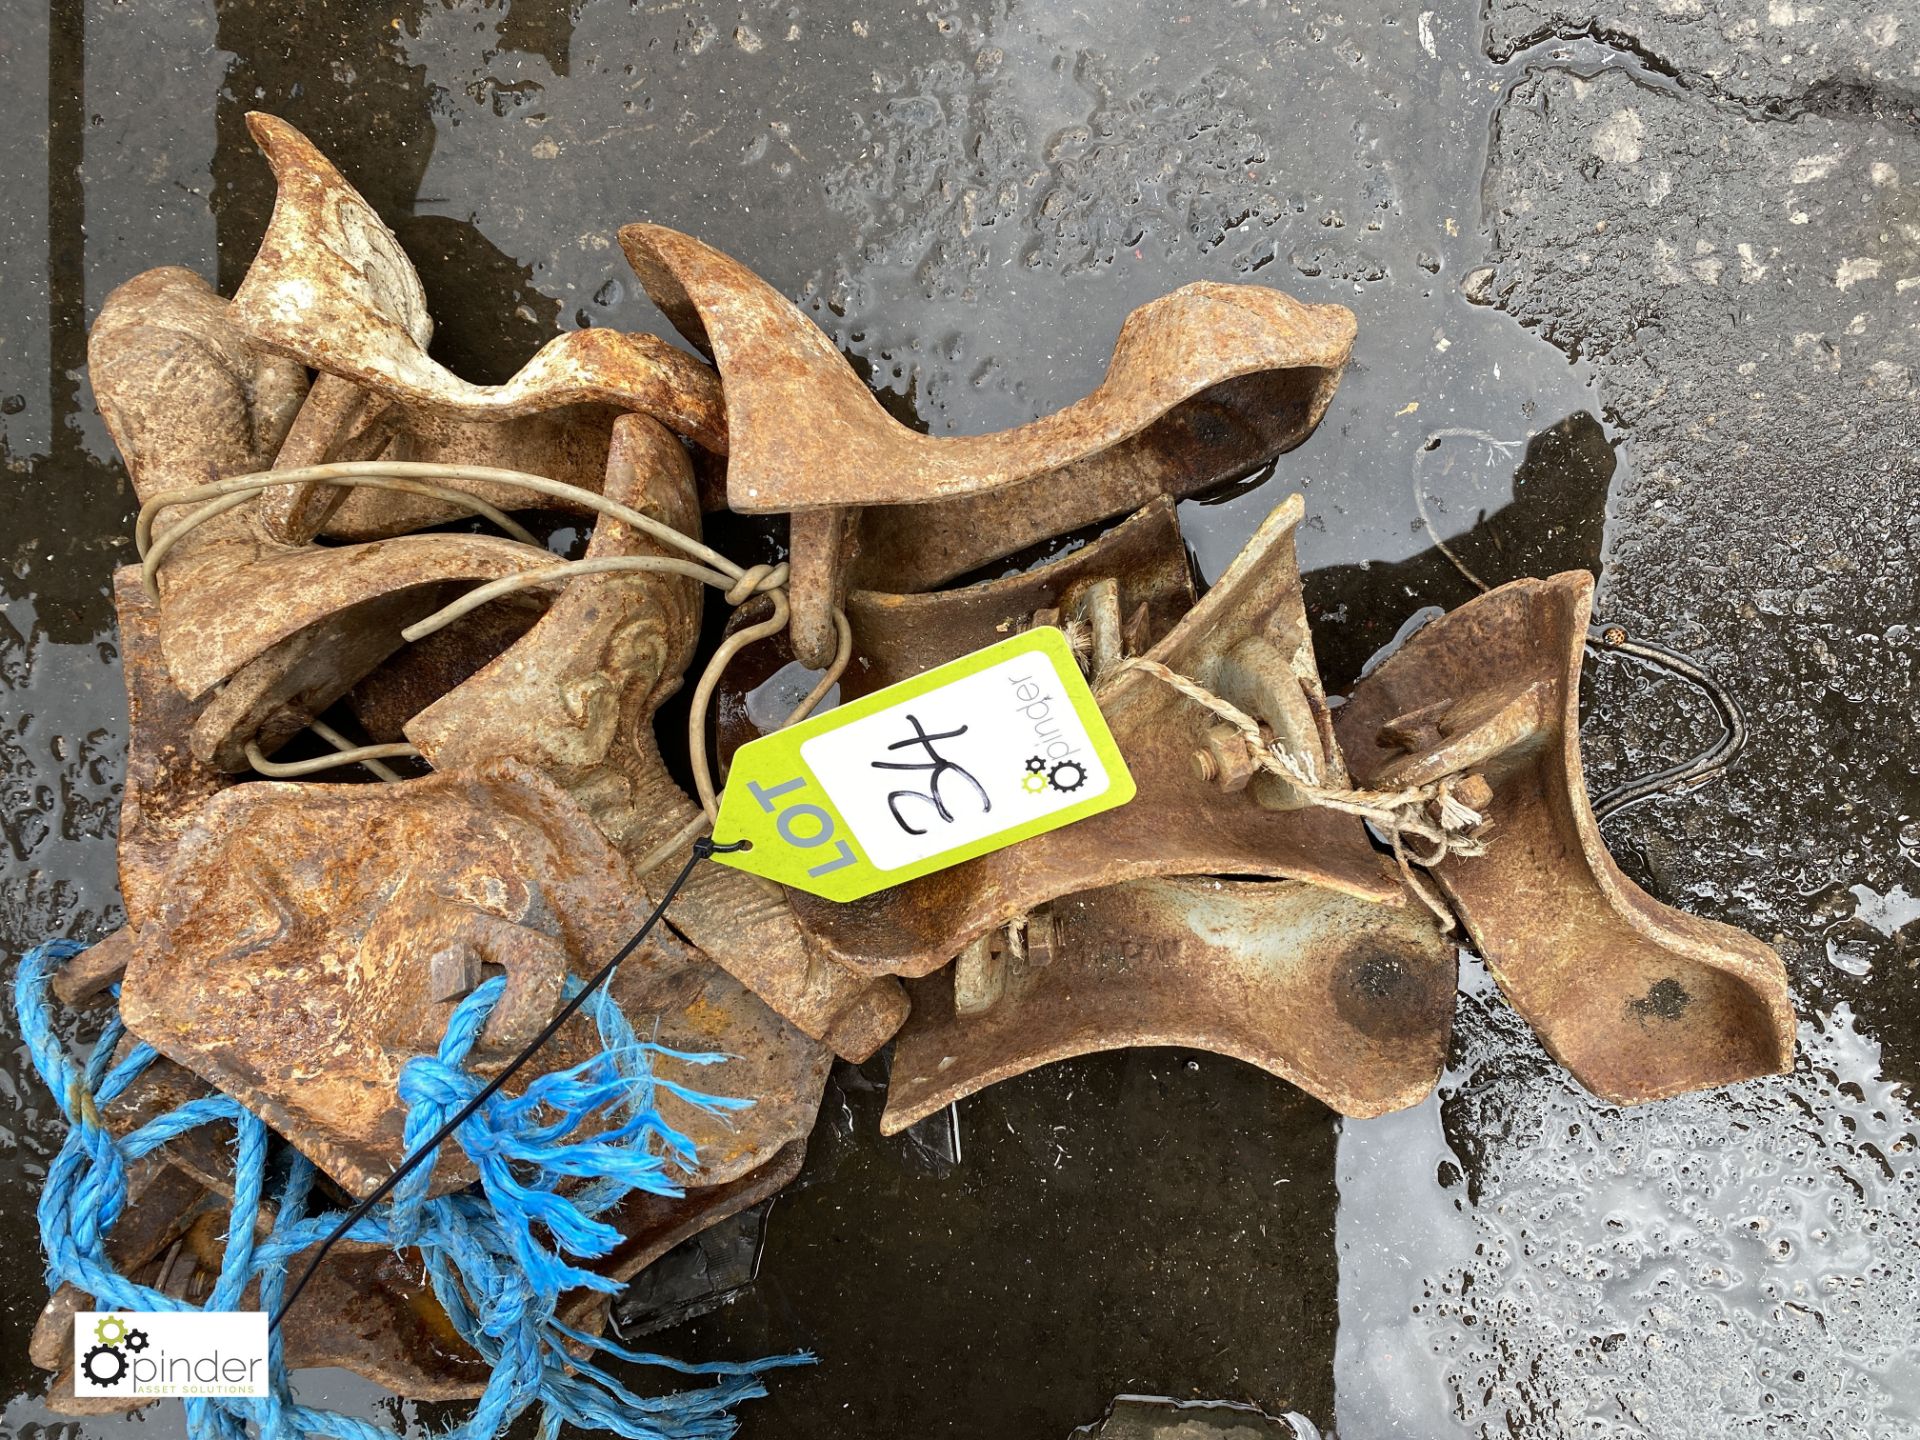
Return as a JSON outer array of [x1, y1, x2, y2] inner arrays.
[[184, 584, 456, 772], [882, 877, 1457, 1134], [88, 266, 309, 509], [88, 265, 554, 766], [618, 224, 1351, 513], [619, 223, 1352, 665], [39, 937, 811, 1406], [256, 373, 401, 544], [324, 408, 624, 541], [842, 497, 1198, 698], [1333, 570, 1795, 1102], [346, 596, 548, 742], [64, 121, 1800, 1403], [51, 926, 136, 1008], [715, 497, 1198, 767], [113, 557, 230, 932], [154, 523, 549, 704], [118, 760, 825, 1197], [234, 114, 727, 459]]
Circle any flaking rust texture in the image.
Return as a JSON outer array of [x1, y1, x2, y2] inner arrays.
[[87, 266, 549, 759], [35, 939, 813, 1411], [117, 758, 825, 1198], [407, 412, 906, 1059], [714, 499, 1198, 762], [620, 223, 1354, 666], [1343, 38, 1917, 1431], [1336, 573, 1794, 1103], [883, 877, 1458, 1135], [723, 495, 1457, 1123], [3, 2, 1912, 1436], [235, 114, 727, 457]]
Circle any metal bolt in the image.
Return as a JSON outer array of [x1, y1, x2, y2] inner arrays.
[[425, 943, 482, 1003], [1454, 772, 1495, 815], [1191, 725, 1256, 793]]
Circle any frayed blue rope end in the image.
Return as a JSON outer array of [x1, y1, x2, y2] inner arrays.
[[15, 937, 810, 1440]]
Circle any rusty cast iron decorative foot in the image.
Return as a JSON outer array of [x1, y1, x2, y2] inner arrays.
[[118, 759, 828, 1197], [713, 497, 1199, 766], [234, 113, 727, 466], [406, 414, 907, 1060], [1333, 571, 1795, 1102], [619, 223, 1354, 666], [87, 266, 555, 767], [881, 876, 1457, 1134]]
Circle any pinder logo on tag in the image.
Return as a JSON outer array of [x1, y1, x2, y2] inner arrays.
[[713, 628, 1134, 901]]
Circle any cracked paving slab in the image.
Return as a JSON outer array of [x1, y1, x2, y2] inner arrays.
[[1487, 0, 1919, 108]]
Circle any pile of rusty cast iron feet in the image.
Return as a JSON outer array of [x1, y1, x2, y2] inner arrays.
[[32, 114, 1796, 1409]]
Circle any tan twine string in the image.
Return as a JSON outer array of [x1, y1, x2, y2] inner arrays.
[[1003, 913, 1029, 965], [1058, 618, 1093, 670], [1111, 656, 1488, 931]]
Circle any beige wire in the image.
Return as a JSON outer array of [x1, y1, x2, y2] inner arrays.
[[629, 810, 716, 880], [137, 475, 544, 595], [1409, 428, 1521, 597], [310, 718, 405, 783], [136, 461, 753, 579], [400, 556, 755, 644], [139, 458, 835, 819], [245, 738, 423, 778], [686, 592, 791, 818]]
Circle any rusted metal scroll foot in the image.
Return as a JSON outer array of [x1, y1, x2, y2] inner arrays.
[[881, 877, 1456, 1134], [1334, 571, 1795, 1102]]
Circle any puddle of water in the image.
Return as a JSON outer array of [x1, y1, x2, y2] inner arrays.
[[0, 1, 1912, 1437], [1339, 961, 1920, 1440]]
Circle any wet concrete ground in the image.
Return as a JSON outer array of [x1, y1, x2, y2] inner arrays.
[[2, 1, 1916, 1436]]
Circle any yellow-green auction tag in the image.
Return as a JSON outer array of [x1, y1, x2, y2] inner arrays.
[[712, 627, 1134, 901]]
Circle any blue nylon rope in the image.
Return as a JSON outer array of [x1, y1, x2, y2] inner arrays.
[[15, 938, 811, 1440]]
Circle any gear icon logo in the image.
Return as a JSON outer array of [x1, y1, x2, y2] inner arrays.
[[78, 1314, 148, 1391], [82, 1342, 128, 1387], [1045, 760, 1087, 793], [1019, 758, 1092, 796]]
